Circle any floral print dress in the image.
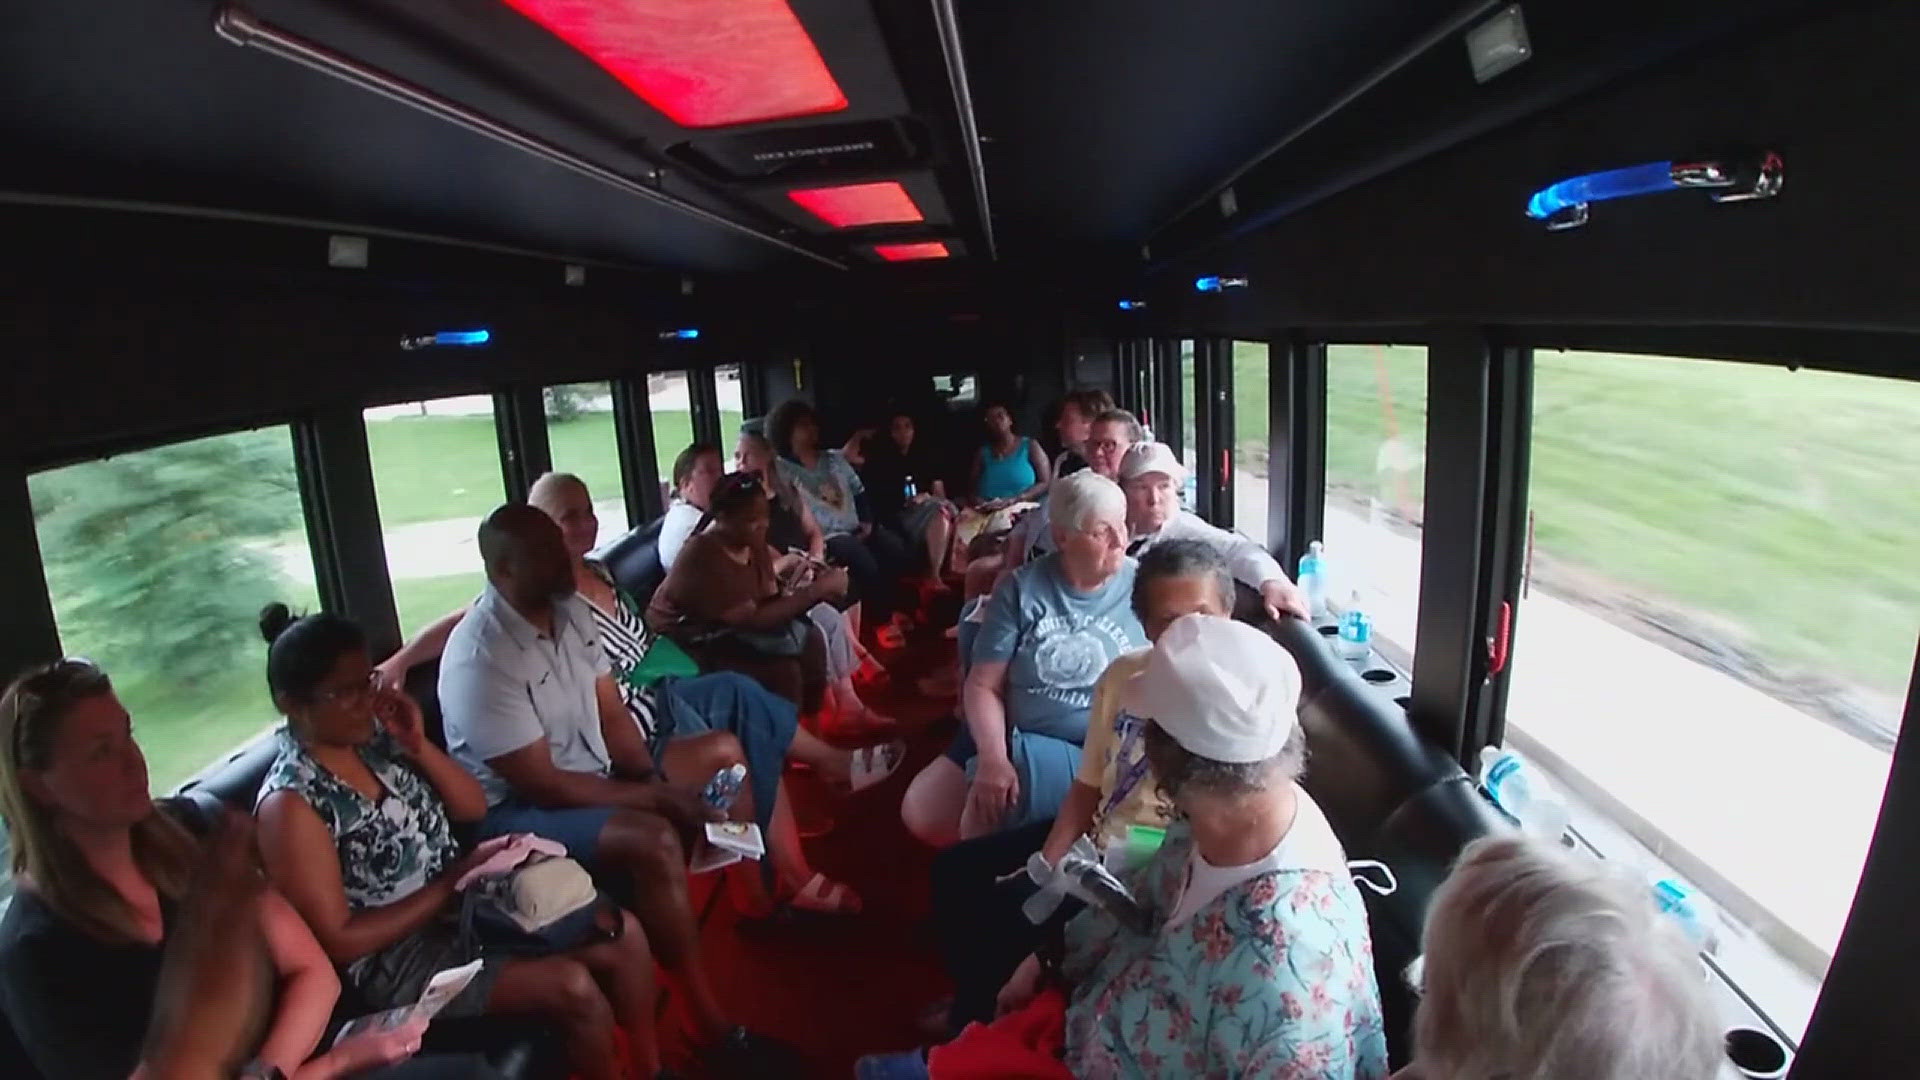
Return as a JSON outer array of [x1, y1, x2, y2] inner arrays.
[[1060, 822, 1390, 1080]]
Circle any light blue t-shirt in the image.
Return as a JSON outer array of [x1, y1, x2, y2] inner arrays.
[[777, 450, 864, 537], [971, 554, 1146, 744]]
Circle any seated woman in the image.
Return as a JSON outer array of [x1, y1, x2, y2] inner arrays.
[[928, 540, 1237, 1035], [251, 606, 664, 1080], [970, 403, 1052, 511], [654, 435, 892, 730], [864, 616, 1389, 1079], [860, 409, 957, 594], [657, 440, 723, 569], [767, 398, 913, 649], [900, 471, 1147, 848], [1394, 835, 1723, 1080], [376, 474, 894, 913], [0, 659, 439, 1080]]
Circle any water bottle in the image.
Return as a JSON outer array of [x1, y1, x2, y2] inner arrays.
[[1297, 540, 1328, 617], [1477, 746, 1571, 841], [1337, 591, 1371, 661], [1651, 877, 1719, 955], [903, 473, 918, 500]]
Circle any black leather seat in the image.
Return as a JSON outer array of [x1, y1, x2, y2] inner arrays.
[[1269, 618, 1508, 1064], [597, 516, 668, 610]]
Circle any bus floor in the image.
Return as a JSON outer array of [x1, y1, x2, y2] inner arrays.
[[663, 629, 961, 1078]]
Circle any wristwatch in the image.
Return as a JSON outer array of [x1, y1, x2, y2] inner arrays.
[[237, 1060, 287, 1080]]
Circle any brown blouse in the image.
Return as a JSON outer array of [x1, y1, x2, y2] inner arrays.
[[646, 530, 779, 635]]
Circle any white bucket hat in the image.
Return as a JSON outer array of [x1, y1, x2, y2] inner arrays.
[[1120, 614, 1302, 763], [1119, 441, 1188, 484]]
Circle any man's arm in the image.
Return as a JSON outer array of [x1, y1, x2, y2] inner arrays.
[[486, 738, 665, 812]]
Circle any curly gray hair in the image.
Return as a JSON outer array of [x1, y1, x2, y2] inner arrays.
[[1141, 720, 1307, 801], [1413, 835, 1723, 1080]]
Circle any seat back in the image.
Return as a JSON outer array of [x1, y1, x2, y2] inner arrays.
[[1268, 618, 1508, 1064], [597, 516, 668, 609]]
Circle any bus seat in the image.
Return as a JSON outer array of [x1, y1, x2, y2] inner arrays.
[[1268, 617, 1508, 1063], [597, 516, 668, 609], [402, 657, 447, 751]]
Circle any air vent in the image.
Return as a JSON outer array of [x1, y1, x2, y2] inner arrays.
[[670, 117, 923, 182]]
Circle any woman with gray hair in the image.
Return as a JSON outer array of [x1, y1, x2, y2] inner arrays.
[[1393, 835, 1723, 1080], [860, 615, 1388, 1079], [901, 471, 1147, 846]]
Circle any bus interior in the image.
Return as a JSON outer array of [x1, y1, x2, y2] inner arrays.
[[3, 0, 1917, 1077]]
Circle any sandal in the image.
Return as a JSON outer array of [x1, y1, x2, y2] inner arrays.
[[847, 739, 906, 793], [789, 872, 863, 915]]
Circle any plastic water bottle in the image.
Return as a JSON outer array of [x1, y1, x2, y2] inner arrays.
[[1651, 877, 1719, 955], [1297, 540, 1328, 617], [903, 473, 918, 499], [1477, 747, 1571, 841], [1337, 592, 1372, 661]]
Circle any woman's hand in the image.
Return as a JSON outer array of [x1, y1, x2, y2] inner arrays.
[[370, 656, 410, 694], [995, 954, 1046, 1017], [967, 755, 1020, 832], [372, 687, 428, 758], [810, 565, 851, 601], [323, 1017, 427, 1077]]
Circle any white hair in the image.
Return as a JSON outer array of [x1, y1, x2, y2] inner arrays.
[[1047, 470, 1127, 538], [1414, 836, 1723, 1080]]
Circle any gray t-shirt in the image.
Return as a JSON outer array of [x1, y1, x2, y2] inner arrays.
[[971, 554, 1147, 744], [438, 586, 613, 806]]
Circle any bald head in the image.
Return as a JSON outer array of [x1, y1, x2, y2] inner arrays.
[[478, 503, 576, 604], [527, 472, 599, 557], [527, 472, 588, 515]]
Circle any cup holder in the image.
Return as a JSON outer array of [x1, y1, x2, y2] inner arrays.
[[1361, 668, 1397, 684], [1724, 1027, 1788, 1079], [1316, 624, 1340, 636]]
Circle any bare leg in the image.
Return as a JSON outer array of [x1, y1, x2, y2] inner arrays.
[[595, 811, 732, 1043], [924, 510, 954, 588], [572, 910, 662, 1077], [785, 725, 854, 783], [901, 756, 969, 849], [484, 957, 620, 1080]]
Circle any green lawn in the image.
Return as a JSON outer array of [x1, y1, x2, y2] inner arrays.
[[366, 407, 743, 526]]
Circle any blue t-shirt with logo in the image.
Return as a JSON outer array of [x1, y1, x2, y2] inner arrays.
[[972, 554, 1147, 744]]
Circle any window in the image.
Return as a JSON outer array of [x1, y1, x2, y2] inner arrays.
[[931, 372, 979, 407], [1231, 341, 1272, 548], [27, 426, 319, 794], [1323, 344, 1428, 657], [1506, 351, 1920, 1038], [544, 381, 626, 546], [648, 370, 695, 492], [713, 363, 746, 439], [364, 395, 504, 636]]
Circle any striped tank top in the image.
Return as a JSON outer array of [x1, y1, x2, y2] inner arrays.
[[584, 560, 663, 745]]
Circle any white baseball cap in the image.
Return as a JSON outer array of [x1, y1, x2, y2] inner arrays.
[[1120, 614, 1302, 763], [1119, 441, 1188, 484]]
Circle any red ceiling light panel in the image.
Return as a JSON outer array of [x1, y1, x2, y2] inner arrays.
[[873, 242, 950, 262], [788, 182, 924, 228], [500, 0, 849, 129]]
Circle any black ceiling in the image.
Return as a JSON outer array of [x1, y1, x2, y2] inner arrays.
[[0, 0, 1825, 282]]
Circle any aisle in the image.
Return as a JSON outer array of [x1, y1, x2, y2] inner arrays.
[[666, 624, 963, 1077]]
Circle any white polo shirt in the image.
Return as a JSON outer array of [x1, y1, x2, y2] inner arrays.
[[439, 585, 613, 807], [1127, 509, 1286, 590]]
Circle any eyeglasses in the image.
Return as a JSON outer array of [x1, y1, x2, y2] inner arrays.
[[314, 671, 379, 707]]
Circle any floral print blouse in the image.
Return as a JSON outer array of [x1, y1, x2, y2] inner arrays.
[[1060, 822, 1390, 1080], [257, 728, 460, 909]]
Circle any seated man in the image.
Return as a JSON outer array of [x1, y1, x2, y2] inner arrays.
[[928, 540, 1238, 1035], [900, 472, 1146, 848], [1394, 835, 1723, 1080], [437, 503, 785, 1073], [864, 616, 1389, 1079], [1119, 441, 1309, 621]]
